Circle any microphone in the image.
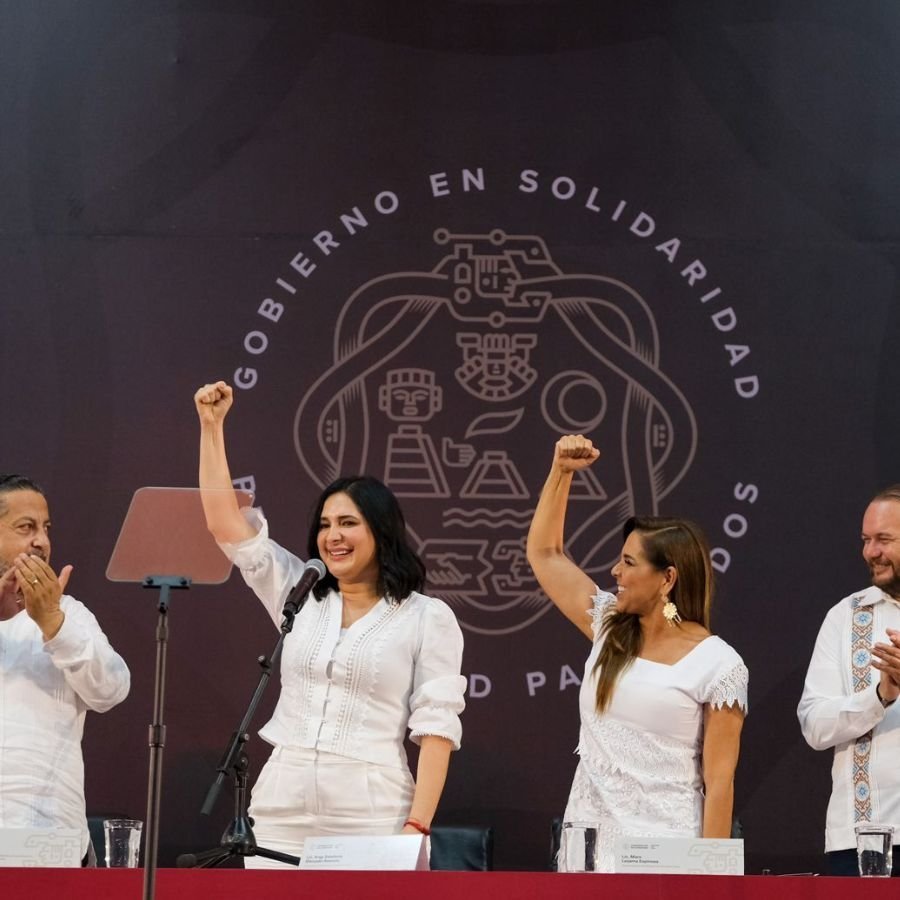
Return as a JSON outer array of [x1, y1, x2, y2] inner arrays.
[[283, 558, 327, 617]]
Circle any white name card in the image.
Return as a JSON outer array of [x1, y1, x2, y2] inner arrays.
[[299, 834, 429, 871], [0, 828, 82, 867], [614, 837, 744, 875]]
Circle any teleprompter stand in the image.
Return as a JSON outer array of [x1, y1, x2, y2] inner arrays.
[[175, 597, 303, 868], [142, 575, 189, 899], [106, 487, 254, 900]]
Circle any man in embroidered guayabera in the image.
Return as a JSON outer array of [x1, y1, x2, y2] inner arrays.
[[195, 382, 466, 868], [527, 435, 748, 873], [798, 485, 900, 876], [0, 474, 131, 865]]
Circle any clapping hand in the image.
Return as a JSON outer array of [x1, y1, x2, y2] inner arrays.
[[0, 567, 22, 621], [871, 628, 900, 704], [12, 554, 71, 639]]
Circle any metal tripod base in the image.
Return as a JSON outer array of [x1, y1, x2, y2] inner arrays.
[[177, 754, 300, 869]]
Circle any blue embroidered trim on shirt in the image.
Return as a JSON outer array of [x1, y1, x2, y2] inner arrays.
[[850, 598, 874, 823]]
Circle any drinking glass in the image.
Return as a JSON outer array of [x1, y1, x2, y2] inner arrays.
[[855, 823, 894, 877], [558, 822, 600, 873], [103, 818, 143, 868]]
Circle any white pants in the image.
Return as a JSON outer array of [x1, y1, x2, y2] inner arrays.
[[244, 746, 416, 869]]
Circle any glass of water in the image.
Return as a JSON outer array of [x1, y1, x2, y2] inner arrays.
[[558, 822, 600, 873], [103, 818, 143, 868], [855, 824, 894, 877]]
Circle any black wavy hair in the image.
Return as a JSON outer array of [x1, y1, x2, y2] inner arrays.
[[0, 474, 45, 515], [305, 475, 426, 603]]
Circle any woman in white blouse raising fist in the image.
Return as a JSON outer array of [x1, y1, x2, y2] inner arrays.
[[194, 381, 466, 868], [527, 434, 748, 872]]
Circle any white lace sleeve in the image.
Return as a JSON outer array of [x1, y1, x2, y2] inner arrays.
[[216, 507, 306, 626], [705, 661, 749, 713], [588, 588, 617, 642]]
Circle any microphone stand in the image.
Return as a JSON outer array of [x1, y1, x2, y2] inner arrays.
[[177, 594, 308, 868]]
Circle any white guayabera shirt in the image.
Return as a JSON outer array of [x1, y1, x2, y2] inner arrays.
[[0, 596, 130, 858], [799, 586, 900, 853]]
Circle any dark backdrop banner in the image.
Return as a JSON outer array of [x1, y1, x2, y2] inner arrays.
[[2, 1, 899, 873]]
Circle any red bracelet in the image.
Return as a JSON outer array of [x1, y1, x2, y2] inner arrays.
[[404, 818, 431, 836]]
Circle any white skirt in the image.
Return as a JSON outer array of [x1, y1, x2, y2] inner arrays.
[[244, 745, 416, 869]]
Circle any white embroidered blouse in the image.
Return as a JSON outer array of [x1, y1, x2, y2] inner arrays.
[[218, 510, 466, 769], [0, 595, 130, 856], [563, 591, 748, 869]]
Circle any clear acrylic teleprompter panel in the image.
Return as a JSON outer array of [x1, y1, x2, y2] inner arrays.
[[105, 487, 254, 585]]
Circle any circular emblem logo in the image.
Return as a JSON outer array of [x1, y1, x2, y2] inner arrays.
[[293, 228, 696, 634]]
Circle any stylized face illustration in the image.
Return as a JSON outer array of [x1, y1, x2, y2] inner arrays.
[[379, 370, 442, 421]]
